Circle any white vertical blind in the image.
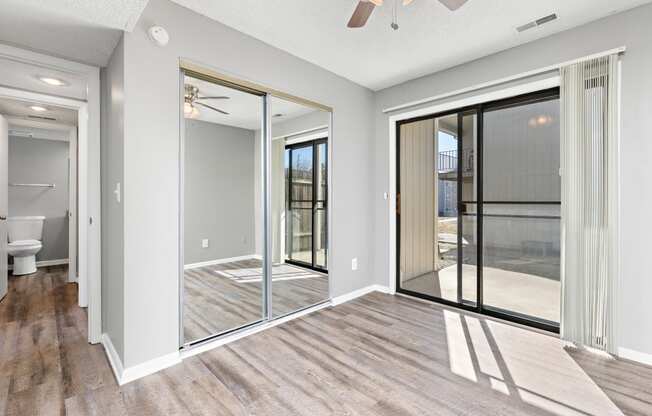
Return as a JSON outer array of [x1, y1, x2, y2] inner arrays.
[[399, 119, 438, 282], [560, 54, 619, 353]]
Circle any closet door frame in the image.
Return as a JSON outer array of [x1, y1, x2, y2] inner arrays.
[[178, 64, 333, 350]]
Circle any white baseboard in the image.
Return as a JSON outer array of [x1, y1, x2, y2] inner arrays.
[[121, 351, 181, 385], [618, 347, 652, 367], [102, 333, 181, 385], [332, 284, 390, 306], [184, 254, 258, 270], [8, 258, 68, 271], [101, 333, 124, 385]]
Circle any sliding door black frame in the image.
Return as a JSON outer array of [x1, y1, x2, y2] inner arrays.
[[395, 87, 560, 333], [285, 138, 328, 273]]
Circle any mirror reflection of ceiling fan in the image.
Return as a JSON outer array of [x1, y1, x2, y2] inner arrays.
[[184, 84, 230, 118], [347, 0, 469, 28]]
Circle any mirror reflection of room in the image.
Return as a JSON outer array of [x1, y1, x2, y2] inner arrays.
[[269, 96, 330, 318], [181, 75, 331, 345], [182, 74, 265, 344]]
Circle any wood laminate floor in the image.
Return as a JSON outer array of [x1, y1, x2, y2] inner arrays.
[[183, 259, 329, 343], [1, 265, 652, 415]]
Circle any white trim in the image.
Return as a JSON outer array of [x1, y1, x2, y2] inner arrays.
[[8, 258, 68, 271], [183, 254, 259, 270], [382, 46, 626, 113], [332, 284, 390, 306], [273, 124, 329, 141], [387, 76, 560, 293], [68, 127, 77, 284], [618, 347, 652, 367], [102, 333, 182, 386], [284, 129, 329, 146], [101, 334, 124, 385], [121, 351, 182, 385], [0, 43, 102, 344]]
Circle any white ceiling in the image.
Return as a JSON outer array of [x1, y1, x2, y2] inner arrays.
[[172, 0, 652, 90], [186, 76, 316, 130], [0, 0, 148, 66], [0, 97, 78, 125]]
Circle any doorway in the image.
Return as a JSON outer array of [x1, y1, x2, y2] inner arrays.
[[396, 88, 561, 332]]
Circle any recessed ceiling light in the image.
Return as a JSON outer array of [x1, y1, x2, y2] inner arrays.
[[37, 76, 67, 86], [29, 105, 48, 112]]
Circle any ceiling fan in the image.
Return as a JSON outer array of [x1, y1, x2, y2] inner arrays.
[[347, 0, 469, 28], [184, 84, 230, 118]]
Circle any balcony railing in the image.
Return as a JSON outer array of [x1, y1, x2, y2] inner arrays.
[[438, 149, 474, 173]]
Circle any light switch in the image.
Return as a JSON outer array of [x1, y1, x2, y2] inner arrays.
[[202, 239, 209, 248], [351, 258, 358, 271], [114, 182, 121, 203]]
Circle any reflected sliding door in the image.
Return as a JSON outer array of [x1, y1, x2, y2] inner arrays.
[[285, 139, 328, 271]]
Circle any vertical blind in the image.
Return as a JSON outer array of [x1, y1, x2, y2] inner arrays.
[[560, 54, 619, 353], [399, 119, 439, 282]]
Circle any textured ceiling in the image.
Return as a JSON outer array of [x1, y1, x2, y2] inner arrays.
[[171, 0, 652, 90], [0, 0, 149, 66]]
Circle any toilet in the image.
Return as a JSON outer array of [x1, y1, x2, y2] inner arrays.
[[7, 216, 45, 275]]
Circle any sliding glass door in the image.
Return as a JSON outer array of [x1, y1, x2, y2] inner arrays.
[[285, 139, 328, 271], [396, 88, 560, 332]]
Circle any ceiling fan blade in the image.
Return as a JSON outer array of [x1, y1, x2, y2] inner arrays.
[[347, 1, 376, 28], [197, 96, 230, 100], [438, 0, 468, 11], [195, 101, 229, 115]]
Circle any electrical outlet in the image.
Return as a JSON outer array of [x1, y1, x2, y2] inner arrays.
[[201, 239, 209, 248], [351, 258, 358, 271]]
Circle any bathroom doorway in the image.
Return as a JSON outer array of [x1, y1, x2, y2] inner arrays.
[[0, 44, 102, 344], [0, 97, 78, 284]]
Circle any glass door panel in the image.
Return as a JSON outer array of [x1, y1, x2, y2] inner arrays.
[[482, 96, 561, 325], [458, 112, 478, 306], [287, 143, 314, 265], [314, 141, 328, 269]]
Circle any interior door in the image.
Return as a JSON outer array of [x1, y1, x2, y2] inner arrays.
[[0, 115, 8, 301]]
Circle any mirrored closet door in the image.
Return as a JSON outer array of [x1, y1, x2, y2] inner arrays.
[[270, 96, 330, 318], [181, 72, 266, 345], [180, 68, 331, 347]]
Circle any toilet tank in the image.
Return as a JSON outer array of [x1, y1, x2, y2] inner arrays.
[[7, 216, 45, 242]]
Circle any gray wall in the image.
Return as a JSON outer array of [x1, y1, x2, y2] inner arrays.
[[184, 119, 255, 265], [372, 3, 652, 356], [100, 36, 125, 361], [8, 136, 68, 261], [107, 0, 374, 368]]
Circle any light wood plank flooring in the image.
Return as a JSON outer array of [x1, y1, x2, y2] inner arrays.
[[1, 265, 651, 415], [183, 259, 329, 342]]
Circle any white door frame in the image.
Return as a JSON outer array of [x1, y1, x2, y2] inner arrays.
[[0, 44, 102, 344]]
